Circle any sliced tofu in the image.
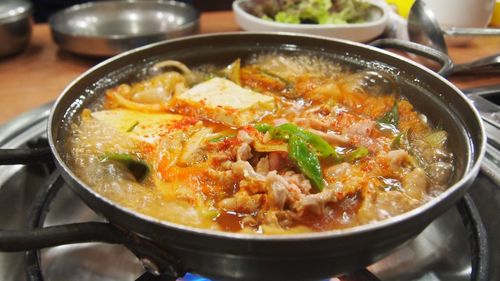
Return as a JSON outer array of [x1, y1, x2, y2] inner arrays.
[[175, 77, 275, 127], [91, 109, 183, 143]]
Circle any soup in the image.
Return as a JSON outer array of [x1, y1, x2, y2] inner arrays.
[[67, 53, 454, 234]]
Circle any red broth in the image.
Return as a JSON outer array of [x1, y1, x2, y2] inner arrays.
[[67, 54, 454, 234]]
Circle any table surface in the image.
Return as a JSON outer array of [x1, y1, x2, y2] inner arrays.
[[0, 11, 499, 124]]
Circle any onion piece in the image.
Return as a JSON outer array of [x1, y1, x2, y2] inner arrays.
[[151, 60, 194, 84], [107, 91, 168, 112], [423, 131, 447, 148], [223, 58, 241, 85], [178, 128, 213, 166]]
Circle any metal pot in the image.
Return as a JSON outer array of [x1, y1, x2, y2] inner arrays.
[[0, 0, 32, 58], [0, 33, 485, 281]]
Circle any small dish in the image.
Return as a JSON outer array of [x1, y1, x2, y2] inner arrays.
[[49, 0, 199, 57], [233, 0, 389, 42]]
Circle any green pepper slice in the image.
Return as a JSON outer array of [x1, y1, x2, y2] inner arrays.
[[254, 123, 273, 133], [209, 134, 236, 143], [269, 123, 340, 160], [288, 135, 325, 191]]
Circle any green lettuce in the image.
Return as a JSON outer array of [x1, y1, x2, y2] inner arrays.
[[263, 0, 372, 25]]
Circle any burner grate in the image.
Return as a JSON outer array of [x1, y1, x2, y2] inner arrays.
[[457, 196, 490, 281], [22, 171, 183, 281], [25, 172, 62, 281]]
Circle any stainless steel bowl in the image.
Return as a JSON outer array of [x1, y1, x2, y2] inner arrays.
[[48, 0, 200, 57], [0, 0, 32, 58]]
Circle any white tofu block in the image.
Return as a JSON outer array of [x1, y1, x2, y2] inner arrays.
[[175, 77, 275, 126]]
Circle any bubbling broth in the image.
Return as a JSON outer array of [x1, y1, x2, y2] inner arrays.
[[67, 53, 454, 234]]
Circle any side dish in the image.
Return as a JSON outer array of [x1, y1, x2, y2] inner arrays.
[[252, 0, 373, 24], [67, 54, 454, 234]]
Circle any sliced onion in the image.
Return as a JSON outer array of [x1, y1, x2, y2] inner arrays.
[[151, 60, 194, 84], [178, 128, 213, 166], [423, 131, 447, 148], [108, 91, 168, 112], [343, 70, 399, 96], [223, 59, 241, 85], [131, 88, 170, 104]]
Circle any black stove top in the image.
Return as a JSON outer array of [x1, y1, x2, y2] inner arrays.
[[0, 103, 499, 281]]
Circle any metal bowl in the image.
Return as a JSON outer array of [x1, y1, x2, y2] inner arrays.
[[48, 0, 199, 57], [0, 0, 32, 58]]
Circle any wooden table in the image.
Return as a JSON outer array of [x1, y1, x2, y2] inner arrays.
[[0, 11, 499, 124]]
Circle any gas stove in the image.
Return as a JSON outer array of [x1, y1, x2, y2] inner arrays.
[[0, 103, 499, 281]]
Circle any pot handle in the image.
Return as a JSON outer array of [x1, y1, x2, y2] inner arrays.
[[1, 173, 128, 250], [2, 171, 185, 280], [10, 223, 184, 280], [0, 147, 52, 165], [369, 38, 454, 77], [0, 222, 128, 251], [12, 223, 184, 281]]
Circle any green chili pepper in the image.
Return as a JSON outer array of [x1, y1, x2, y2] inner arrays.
[[346, 146, 369, 162], [102, 153, 149, 182], [263, 123, 344, 191], [209, 134, 236, 143], [254, 123, 272, 133], [378, 102, 399, 127], [269, 123, 340, 160], [288, 135, 325, 191], [267, 123, 293, 140]]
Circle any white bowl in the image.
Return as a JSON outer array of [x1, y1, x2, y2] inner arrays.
[[233, 0, 389, 42], [421, 0, 495, 28]]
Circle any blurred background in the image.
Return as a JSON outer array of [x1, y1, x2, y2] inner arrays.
[[29, 0, 500, 26], [30, 0, 234, 22]]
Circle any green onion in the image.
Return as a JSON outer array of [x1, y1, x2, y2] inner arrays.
[[101, 153, 149, 182], [260, 69, 292, 87], [391, 132, 405, 149], [346, 146, 369, 162], [126, 121, 139, 132], [209, 134, 236, 143], [378, 103, 399, 127], [259, 68, 296, 97]]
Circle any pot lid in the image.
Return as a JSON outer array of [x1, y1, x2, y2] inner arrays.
[[0, 0, 32, 23]]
